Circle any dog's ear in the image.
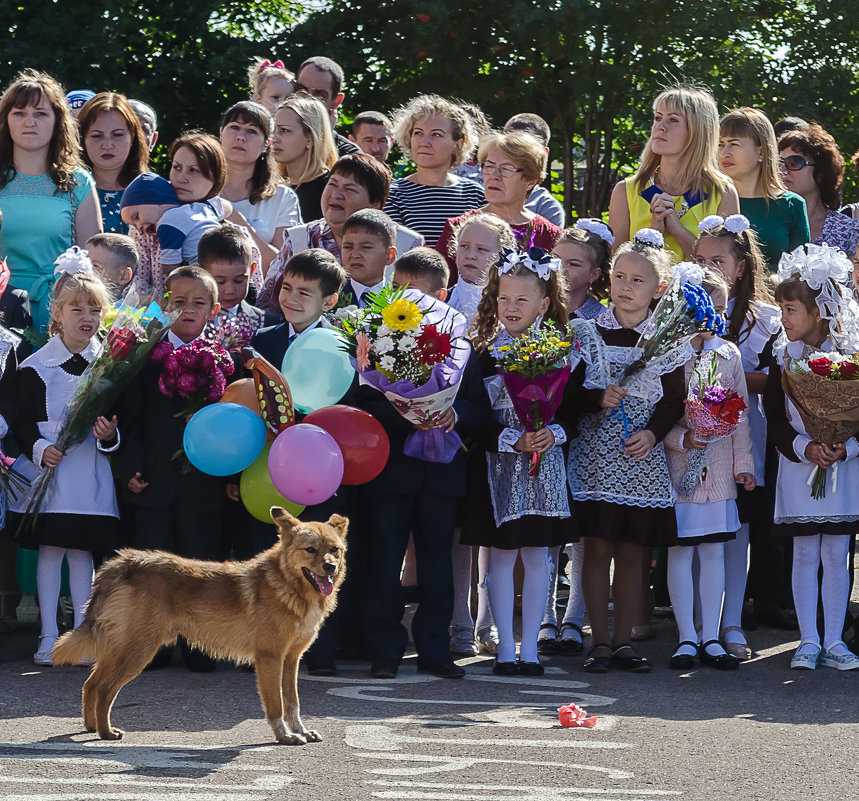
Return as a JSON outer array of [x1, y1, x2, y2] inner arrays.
[[270, 506, 300, 539], [326, 514, 349, 539]]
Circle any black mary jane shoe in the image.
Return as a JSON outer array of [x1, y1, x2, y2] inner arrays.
[[699, 640, 740, 671], [558, 623, 584, 655], [610, 642, 652, 673], [669, 641, 698, 670], [537, 623, 560, 655], [582, 643, 612, 673], [517, 660, 545, 677], [492, 659, 519, 676]]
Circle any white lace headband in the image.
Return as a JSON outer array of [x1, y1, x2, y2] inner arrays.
[[53, 246, 94, 277], [776, 243, 859, 350], [698, 214, 750, 234], [574, 218, 615, 246], [497, 246, 560, 281], [633, 228, 664, 249]]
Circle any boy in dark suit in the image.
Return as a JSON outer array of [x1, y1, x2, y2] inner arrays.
[[118, 266, 224, 671], [338, 209, 396, 308]]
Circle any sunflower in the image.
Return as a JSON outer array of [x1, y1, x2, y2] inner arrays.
[[381, 298, 422, 332]]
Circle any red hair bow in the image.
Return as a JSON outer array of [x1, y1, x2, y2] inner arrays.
[[259, 59, 285, 72]]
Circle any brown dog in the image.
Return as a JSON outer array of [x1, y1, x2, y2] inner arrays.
[[52, 507, 347, 744]]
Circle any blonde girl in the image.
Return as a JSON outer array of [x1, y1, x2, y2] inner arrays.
[[564, 230, 686, 673], [11, 254, 118, 666], [608, 85, 740, 261], [462, 249, 572, 675], [248, 57, 294, 115]]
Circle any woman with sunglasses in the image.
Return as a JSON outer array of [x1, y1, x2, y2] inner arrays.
[[434, 131, 562, 283], [778, 124, 859, 260], [718, 108, 810, 271]]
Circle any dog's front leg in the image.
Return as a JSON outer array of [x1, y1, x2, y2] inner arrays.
[[256, 651, 306, 745], [282, 645, 321, 742]]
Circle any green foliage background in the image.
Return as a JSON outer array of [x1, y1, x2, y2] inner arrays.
[[3, 0, 858, 216]]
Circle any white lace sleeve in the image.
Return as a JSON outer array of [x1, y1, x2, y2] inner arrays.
[[498, 427, 523, 453]]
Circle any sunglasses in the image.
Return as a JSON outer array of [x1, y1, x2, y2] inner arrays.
[[779, 155, 816, 172]]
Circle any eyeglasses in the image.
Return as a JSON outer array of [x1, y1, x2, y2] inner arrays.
[[779, 155, 816, 172], [480, 162, 524, 178]]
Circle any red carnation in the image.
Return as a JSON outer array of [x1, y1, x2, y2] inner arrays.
[[808, 357, 833, 376], [416, 324, 452, 366]]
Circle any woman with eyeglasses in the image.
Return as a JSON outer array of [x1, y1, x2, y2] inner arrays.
[[434, 131, 562, 283], [384, 95, 485, 252], [608, 85, 740, 262], [718, 108, 810, 271], [777, 124, 859, 261]]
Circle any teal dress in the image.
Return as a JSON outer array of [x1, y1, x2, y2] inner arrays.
[[0, 167, 95, 330], [97, 187, 127, 234], [739, 192, 810, 271]]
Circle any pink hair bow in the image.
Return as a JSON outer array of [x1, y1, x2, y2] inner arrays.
[[259, 59, 285, 72]]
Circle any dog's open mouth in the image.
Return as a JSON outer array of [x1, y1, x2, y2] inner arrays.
[[302, 568, 335, 596]]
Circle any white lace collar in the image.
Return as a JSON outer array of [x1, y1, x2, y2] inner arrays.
[[596, 305, 652, 334], [700, 335, 736, 360], [33, 334, 101, 367]]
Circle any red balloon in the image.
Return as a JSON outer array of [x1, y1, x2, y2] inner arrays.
[[304, 405, 390, 485]]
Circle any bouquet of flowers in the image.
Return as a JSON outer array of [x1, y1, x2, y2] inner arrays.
[[204, 311, 259, 354], [781, 351, 859, 498], [151, 338, 235, 417], [21, 288, 177, 527], [494, 324, 577, 477], [679, 352, 748, 495], [337, 285, 468, 463]]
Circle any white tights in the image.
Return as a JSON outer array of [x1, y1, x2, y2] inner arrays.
[[450, 542, 493, 631], [792, 534, 850, 649], [542, 543, 585, 632], [486, 546, 549, 663], [36, 545, 94, 638], [668, 542, 725, 656], [720, 523, 750, 638]]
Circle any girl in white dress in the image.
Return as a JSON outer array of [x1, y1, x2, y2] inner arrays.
[[764, 245, 859, 670], [11, 251, 118, 666]]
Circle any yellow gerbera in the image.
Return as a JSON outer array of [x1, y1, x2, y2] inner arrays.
[[381, 298, 422, 332]]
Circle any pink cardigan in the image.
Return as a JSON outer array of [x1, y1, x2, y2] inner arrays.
[[664, 338, 756, 504]]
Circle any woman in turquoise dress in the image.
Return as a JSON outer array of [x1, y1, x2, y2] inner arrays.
[[0, 70, 102, 330]]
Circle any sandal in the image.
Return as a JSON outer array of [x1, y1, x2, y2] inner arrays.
[[583, 642, 612, 673], [720, 626, 751, 661], [558, 622, 584, 655], [476, 625, 499, 656], [537, 623, 560, 655]]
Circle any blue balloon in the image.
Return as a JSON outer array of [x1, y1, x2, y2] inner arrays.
[[281, 327, 356, 414], [184, 402, 267, 476]]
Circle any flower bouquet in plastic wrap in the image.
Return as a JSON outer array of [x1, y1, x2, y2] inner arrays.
[[337, 285, 468, 463], [782, 351, 859, 498], [494, 324, 577, 477], [21, 287, 177, 527], [680, 352, 747, 495]]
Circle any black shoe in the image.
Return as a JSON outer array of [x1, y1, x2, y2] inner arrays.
[[558, 623, 584, 655], [610, 643, 651, 673], [670, 641, 698, 670], [537, 623, 560, 655], [370, 660, 399, 679], [517, 660, 545, 676], [492, 659, 518, 676], [582, 643, 612, 673], [145, 644, 174, 671], [754, 605, 799, 631], [699, 640, 740, 670], [417, 657, 466, 678], [305, 657, 336, 677]]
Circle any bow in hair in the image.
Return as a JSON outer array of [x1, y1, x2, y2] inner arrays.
[[259, 59, 285, 72]]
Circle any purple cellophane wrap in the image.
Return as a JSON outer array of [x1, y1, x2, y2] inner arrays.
[[500, 367, 572, 432], [353, 290, 469, 463]]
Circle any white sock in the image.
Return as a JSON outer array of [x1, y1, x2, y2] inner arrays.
[[698, 542, 727, 657], [667, 546, 697, 656], [36, 545, 64, 639], [64, 548, 94, 629], [486, 548, 518, 662], [792, 535, 822, 647], [518, 547, 550, 663], [722, 523, 750, 633], [820, 534, 850, 650], [450, 537, 475, 630], [560, 540, 586, 634], [475, 547, 494, 630]]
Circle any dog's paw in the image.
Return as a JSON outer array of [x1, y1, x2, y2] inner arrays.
[[272, 719, 307, 745], [98, 727, 124, 741], [301, 729, 322, 743]]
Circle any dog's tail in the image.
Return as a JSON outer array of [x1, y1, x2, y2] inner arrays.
[[52, 625, 98, 665]]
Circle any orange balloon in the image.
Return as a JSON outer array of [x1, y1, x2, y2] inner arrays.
[[219, 379, 260, 415]]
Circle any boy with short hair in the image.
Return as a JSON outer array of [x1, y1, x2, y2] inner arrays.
[[339, 209, 397, 308], [119, 266, 225, 672], [86, 233, 139, 295], [392, 247, 449, 300], [197, 224, 269, 351]]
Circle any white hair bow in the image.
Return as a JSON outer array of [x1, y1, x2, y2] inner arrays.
[[53, 246, 94, 277]]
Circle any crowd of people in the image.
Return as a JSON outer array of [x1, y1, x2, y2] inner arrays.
[[1, 56, 858, 681]]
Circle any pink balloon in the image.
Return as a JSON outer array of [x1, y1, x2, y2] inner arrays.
[[268, 423, 344, 506]]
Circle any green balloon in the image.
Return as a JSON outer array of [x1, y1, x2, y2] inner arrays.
[[240, 442, 305, 523]]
